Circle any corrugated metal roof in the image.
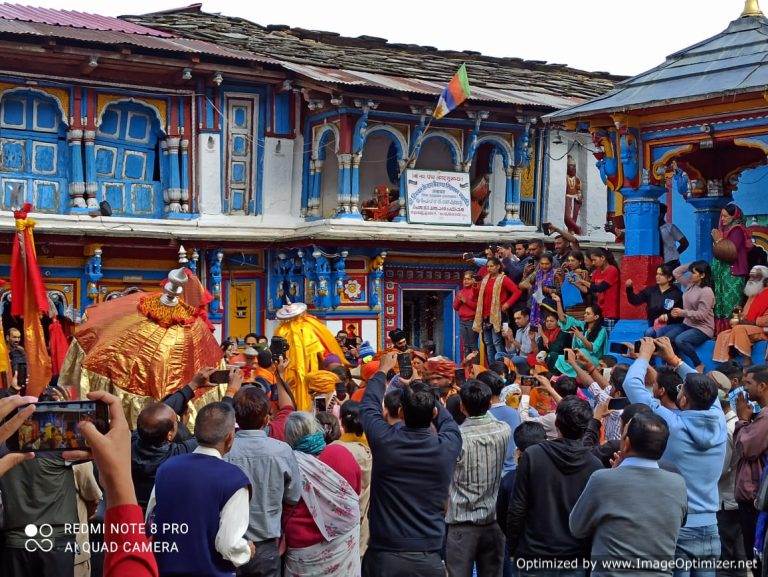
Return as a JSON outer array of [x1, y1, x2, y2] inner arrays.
[[0, 4, 173, 36], [281, 61, 584, 108], [550, 13, 768, 120], [0, 17, 277, 63]]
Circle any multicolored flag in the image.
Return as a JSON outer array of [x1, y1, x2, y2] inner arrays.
[[11, 203, 52, 396], [433, 63, 472, 120]]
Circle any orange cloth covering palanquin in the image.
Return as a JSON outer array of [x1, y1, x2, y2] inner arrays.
[[275, 312, 348, 412], [59, 287, 224, 427]]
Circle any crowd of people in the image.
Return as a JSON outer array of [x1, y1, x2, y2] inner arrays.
[[0, 204, 765, 577]]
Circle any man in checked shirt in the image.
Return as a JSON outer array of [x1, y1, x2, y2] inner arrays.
[[444, 379, 512, 577]]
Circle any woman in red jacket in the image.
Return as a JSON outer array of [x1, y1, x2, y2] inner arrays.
[[453, 271, 479, 357], [472, 257, 523, 364]]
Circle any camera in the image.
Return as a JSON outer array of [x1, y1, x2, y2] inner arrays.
[[397, 352, 413, 379], [269, 336, 290, 358]]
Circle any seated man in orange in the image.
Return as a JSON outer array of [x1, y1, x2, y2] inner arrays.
[[713, 266, 768, 362]]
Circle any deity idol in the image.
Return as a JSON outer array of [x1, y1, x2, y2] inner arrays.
[[564, 155, 582, 235]]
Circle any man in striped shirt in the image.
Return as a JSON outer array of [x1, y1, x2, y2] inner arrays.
[[445, 380, 512, 577]]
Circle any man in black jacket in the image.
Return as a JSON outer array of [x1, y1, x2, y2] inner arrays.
[[507, 396, 602, 576], [131, 367, 242, 511], [360, 352, 462, 577]]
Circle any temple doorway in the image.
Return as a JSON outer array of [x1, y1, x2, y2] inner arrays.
[[401, 289, 455, 359]]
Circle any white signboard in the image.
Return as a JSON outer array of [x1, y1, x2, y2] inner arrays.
[[405, 169, 471, 225]]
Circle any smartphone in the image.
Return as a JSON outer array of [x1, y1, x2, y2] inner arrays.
[[608, 397, 630, 411], [209, 369, 230, 384], [609, 342, 631, 355], [314, 395, 327, 413], [454, 368, 466, 386], [502, 322, 510, 332], [633, 340, 661, 354], [520, 375, 538, 386], [6, 400, 109, 452], [398, 352, 413, 380]]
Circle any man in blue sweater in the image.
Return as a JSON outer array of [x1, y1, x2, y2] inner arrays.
[[624, 337, 727, 577], [360, 351, 462, 577], [148, 402, 254, 577]]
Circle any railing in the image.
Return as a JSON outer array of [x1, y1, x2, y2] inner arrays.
[[520, 200, 537, 227]]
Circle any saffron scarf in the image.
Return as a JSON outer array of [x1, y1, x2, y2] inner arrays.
[[472, 274, 505, 334]]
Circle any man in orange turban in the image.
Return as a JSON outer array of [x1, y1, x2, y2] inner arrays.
[[306, 370, 340, 396], [424, 356, 459, 400], [352, 360, 380, 402]]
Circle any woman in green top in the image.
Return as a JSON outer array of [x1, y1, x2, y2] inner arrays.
[[551, 293, 607, 377]]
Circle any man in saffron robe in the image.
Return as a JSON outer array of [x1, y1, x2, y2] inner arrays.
[[713, 266, 768, 362]]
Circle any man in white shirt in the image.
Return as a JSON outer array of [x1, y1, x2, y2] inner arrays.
[[504, 307, 533, 375], [147, 402, 254, 576]]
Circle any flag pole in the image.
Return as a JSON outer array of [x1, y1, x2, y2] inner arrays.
[[398, 116, 435, 177]]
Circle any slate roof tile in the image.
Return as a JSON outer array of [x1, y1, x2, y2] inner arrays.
[[123, 5, 620, 108]]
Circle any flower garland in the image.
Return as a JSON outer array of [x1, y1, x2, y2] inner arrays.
[[137, 293, 197, 328]]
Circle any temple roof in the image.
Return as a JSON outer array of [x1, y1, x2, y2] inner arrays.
[[122, 4, 621, 110], [550, 10, 768, 120]]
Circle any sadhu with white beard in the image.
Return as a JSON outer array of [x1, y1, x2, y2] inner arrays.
[[713, 265, 768, 362]]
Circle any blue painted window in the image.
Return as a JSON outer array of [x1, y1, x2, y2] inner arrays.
[[274, 92, 291, 135], [225, 97, 257, 214], [0, 91, 67, 213], [95, 102, 162, 218]]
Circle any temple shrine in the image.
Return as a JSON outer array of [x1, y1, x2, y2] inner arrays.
[[0, 3, 622, 359], [549, 0, 768, 360]]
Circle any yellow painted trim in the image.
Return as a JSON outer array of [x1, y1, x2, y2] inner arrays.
[[0, 83, 69, 126], [733, 137, 768, 155], [96, 94, 167, 133], [637, 98, 768, 126], [650, 144, 695, 180]]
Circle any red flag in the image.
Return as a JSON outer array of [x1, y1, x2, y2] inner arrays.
[[48, 318, 69, 376], [11, 204, 51, 396]]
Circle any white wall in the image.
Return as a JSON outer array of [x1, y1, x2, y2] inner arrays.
[[290, 133, 305, 218], [198, 133, 222, 215], [360, 134, 397, 206], [320, 149, 339, 218], [361, 319, 379, 351], [544, 132, 612, 241], [261, 136, 295, 222], [488, 153, 506, 225], [414, 138, 455, 171]]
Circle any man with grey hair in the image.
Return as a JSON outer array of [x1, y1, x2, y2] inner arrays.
[[713, 265, 768, 363], [147, 402, 254, 577]]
